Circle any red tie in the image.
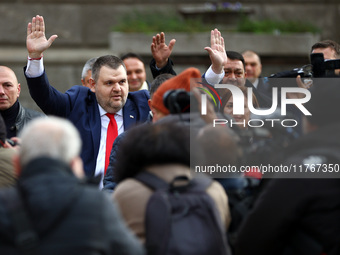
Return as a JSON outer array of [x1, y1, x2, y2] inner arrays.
[[105, 113, 118, 174]]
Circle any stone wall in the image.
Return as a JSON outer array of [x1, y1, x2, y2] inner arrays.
[[0, 1, 338, 110]]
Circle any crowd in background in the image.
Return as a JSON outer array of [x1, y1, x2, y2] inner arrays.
[[0, 14, 340, 255]]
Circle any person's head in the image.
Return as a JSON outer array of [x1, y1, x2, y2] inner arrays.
[[221, 86, 259, 129], [197, 125, 242, 169], [242, 50, 262, 83], [148, 73, 175, 122], [0, 66, 21, 111], [91, 55, 128, 114], [81, 57, 98, 92], [311, 40, 340, 75], [121, 53, 147, 92], [222, 51, 247, 87], [311, 40, 340, 60], [14, 116, 84, 178], [115, 123, 190, 182], [151, 68, 201, 122]]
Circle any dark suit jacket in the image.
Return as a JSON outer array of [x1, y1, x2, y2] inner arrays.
[[24, 70, 150, 177]]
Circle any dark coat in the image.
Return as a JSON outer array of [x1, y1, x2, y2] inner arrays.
[[14, 102, 45, 137], [0, 157, 145, 255], [24, 69, 150, 177]]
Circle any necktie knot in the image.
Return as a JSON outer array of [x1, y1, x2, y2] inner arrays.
[[106, 113, 115, 120]]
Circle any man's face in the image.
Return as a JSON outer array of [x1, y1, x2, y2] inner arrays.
[[243, 54, 262, 83], [222, 59, 247, 87], [81, 69, 95, 92], [0, 67, 21, 111], [312, 47, 339, 75], [94, 65, 128, 114], [123, 57, 146, 92]]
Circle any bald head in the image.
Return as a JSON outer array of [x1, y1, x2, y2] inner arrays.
[[0, 66, 20, 111], [242, 50, 262, 83]]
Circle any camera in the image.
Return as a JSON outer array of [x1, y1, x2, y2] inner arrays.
[[6, 139, 17, 146], [269, 53, 340, 80], [163, 89, 191, 114]]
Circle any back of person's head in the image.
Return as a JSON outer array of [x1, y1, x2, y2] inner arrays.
[[311, 40, 340, 58], [150, 73, 175, 98], [92, 55, 125, 82], [18, 116, 82, 169], [81, 57, 98, 80], [226, 51, 246, 68], [115, 123, 190, 182], [305, 78, 340, 128], [120, 52, 144, 63], [197, 125, 242, 168], [151, 67, 201, 115]]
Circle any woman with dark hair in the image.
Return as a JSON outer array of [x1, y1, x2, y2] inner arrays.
[[111, 123, 230, 244]]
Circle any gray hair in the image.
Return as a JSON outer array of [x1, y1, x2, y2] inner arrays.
[[81, 57, 98, 80], [19, 117, 82, 168]]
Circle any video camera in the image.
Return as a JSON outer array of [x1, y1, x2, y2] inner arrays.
[[163, 89, 191, 114], [269, 53, 340, 79]]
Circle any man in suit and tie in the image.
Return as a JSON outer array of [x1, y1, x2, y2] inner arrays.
[[24, 15, 150, 181]]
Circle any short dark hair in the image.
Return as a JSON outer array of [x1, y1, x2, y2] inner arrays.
[[92, 55, 126, 82], [115, 123, 190, 182], [226, 51, 246, 70], [311, 40, 340, 58], [120, 52, 145, 63], [150, 73, 175, 98]]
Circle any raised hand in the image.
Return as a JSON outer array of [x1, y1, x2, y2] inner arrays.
[[151, 32, 176, 69], [204, 28, 227, 74], [26, 15, 58, 59]]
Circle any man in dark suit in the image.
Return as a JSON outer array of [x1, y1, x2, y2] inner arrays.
[[24, 15, 150, 180]]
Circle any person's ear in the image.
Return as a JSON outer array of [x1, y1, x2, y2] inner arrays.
[[17, 83, 21, 97], [89, 78, 96, 93]]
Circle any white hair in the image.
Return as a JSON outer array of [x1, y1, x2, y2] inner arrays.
[[81, 57, 98, 80], [19, 116, 82, 168]]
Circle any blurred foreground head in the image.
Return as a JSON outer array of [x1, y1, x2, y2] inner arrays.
[[16, 116, 84, 178]]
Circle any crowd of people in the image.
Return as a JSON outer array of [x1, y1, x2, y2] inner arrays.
[[0, 14, 339, 255]]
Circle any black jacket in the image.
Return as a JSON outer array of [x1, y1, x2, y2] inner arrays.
[[0, 157, 144, 255], [14, 102, 44, 136]]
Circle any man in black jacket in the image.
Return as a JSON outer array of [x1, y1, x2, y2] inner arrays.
[[0, 65, 44, 139], [0, 116, 144, 255]]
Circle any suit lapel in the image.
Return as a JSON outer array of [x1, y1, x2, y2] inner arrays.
[[122, 99, 137, 130]]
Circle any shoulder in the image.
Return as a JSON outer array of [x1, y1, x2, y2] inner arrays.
[[21, 106, 45, 118], [127, 90, 150, 101]]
